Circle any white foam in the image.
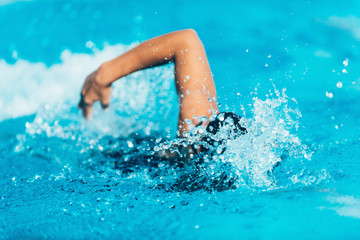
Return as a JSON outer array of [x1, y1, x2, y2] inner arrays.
[[326, 15, 360, 40], [0, 43, 175, 123], [327, 195, 360, 219]]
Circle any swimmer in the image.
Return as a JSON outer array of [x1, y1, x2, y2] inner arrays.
[[79, 29, 246, 157]]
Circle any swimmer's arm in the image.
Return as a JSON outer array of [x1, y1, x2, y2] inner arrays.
[[79, 29, 218, 133], [96, 29, 212, 87]]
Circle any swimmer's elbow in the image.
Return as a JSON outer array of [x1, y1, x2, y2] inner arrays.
[[176, 29, 201, 48], [181, 29, 198, 37], [180, 29, 199, 40]]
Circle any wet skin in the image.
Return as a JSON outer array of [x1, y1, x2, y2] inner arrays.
[[79, 29, 219, 136]]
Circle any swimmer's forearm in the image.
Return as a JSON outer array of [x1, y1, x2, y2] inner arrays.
[[95, 29, 206, 85]]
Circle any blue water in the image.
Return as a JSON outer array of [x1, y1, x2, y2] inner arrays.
[[1, 0, 360, 239]]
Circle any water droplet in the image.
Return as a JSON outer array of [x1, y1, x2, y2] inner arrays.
[[126, 141, 134, 148], [12, 50, 18, 59], [343, 58, 349, 67], [325, 92, 333, 98], [342, 69, 348, 74], [336, 82, 343, 88], [186, 90, 190, 95], [265, 63, 269, 67], [194, 225, 200, 229], [185, 75, 190, 80], [85, 41, 95, 48]]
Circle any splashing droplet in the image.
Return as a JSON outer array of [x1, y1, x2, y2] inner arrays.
[[326, 92, 333, 98]]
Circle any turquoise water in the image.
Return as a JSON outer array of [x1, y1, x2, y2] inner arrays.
[[1, 0, 360, 239]]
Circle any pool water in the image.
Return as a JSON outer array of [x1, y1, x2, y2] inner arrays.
[[1, 0, 360, 239]]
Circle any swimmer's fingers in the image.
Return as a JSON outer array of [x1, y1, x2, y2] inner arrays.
[[78, 71, 111, 118], [79, 92, 96, 119], [78, 74, 93, 110], [83, 102, 94, 119], [100, 86, 112, 110], [78, 95, 84, 109]]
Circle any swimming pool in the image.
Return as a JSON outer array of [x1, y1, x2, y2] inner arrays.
[[1, 0, 360, 239]]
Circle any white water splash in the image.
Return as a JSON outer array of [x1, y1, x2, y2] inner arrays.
[[0, 43, 177, 138], [218, 89, 310, 188]]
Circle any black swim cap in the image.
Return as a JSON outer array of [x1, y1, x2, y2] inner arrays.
[[203, 112, 247, 151]]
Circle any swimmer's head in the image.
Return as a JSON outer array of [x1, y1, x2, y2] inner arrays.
[[203, 112, 247, 151]]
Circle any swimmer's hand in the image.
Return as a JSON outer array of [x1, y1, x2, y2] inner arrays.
[[78, 70, 112, 119]]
